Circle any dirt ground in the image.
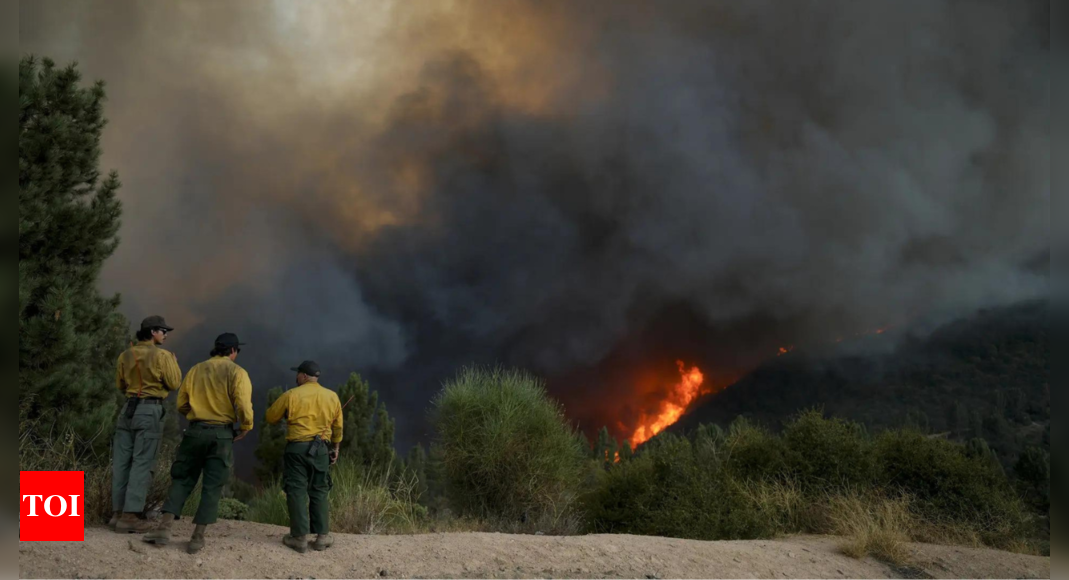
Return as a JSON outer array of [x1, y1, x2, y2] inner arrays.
[[19, 520, 1050, 580]]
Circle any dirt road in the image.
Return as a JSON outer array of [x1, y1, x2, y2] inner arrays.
[[19, 520, 1049, 579]]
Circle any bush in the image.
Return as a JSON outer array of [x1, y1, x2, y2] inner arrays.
[[584, 434, 783, 541], [217, 498, 248, 521], [873, 429, 1028, 544], [718, 418, 788, 482], [783, 410, 874, 492], [584, 414, 1032, 551], [432, 367, 584, 532]]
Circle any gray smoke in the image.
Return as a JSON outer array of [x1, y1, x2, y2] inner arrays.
[[20, 0, 1050, 446]]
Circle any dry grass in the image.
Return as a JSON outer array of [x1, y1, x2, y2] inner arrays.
[[828, 493, 915, 566], [19, 405, 173, 524], [247, 462, 430, 535], [739, 479, 811, 534]]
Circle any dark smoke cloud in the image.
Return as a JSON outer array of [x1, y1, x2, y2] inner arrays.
[[21, 1, 1049, 455]]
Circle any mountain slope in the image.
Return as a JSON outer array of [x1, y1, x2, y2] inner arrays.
[[672, 301, 1049, 465]]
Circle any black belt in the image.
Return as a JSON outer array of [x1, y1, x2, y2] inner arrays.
[[189, 422, 232, 429], [123, 396, 163, 419]]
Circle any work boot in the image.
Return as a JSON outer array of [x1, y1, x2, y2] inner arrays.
[[187, 525, 207, 555], [283, 534, 309, 554], [115, 513, 154, 534], [108, 511, 121, 531], [311, 534, 334, 552], [143, 513, 176, 546]]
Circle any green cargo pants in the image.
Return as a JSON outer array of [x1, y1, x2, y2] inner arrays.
[[112, 400, 164, 513], [283, 440, 332, 537], [162, 423, 233, 525]]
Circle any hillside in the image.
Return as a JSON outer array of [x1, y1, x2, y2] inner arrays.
[[18, 521, 1051, 580], [672, 300, 1049, 466]]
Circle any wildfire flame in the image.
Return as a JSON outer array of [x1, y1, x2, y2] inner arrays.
[[625, 324, 896, 450], [629, 361, 707, 447]]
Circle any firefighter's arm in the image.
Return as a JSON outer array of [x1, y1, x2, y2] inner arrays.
[[176, 374, 193, 416], [330, 397, 344, 445], [116, 357, 126, 393], [232, 370, 255, 433], [161, 352, 183, 392], [265, 391, 288, 425]]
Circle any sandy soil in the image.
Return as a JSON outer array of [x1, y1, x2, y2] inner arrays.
[[18, 520, 1050, 580]]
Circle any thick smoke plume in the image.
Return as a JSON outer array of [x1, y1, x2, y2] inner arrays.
[[21, 1, 1049, 449]]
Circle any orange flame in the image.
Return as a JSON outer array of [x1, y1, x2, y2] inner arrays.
[[629, 361, 706, 447], [624, 324, 896, 450]]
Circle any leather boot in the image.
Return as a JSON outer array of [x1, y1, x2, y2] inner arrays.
[[312, 534, 334, 552], [108, 511, 121, 531], [115, 513, 154, 534], [143, 513, 176, 546], [187, 525, 207, 555], [283, 534, 309, 554]]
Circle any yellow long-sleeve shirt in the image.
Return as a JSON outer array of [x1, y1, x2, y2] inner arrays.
[[116, 341, 183, 399], [265, 381, 344, 444], [177, 356, 254, 432]]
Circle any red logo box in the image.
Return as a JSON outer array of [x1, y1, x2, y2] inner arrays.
[[20, 471, 85, 542]]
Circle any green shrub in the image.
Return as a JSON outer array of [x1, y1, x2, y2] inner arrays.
[[217, 498, 248, 521], [584, 414, 1031, 550], [783, 410, 873, 492], [432, 366, 584, 531], [873, 429, 1028, 544], [584, 434, 779, 541], [719, 418, 788, 482]]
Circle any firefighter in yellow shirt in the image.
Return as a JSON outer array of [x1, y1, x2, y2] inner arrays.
[[144, 333, 253, 554], [265, 361, 344, 554], [112, 316, 182, 534]]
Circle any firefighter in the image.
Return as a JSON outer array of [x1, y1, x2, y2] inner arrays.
[[112, 316, 183, 534], [265, 361, 343, 554], [143, 333, 253, 554]]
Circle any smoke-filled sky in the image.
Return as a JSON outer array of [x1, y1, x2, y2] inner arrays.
[[21, 0, 1049, 456]]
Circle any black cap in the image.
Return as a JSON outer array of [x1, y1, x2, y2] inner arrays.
[[141, 316, 174, 332], [291, 361, 321, 377], [214, 333, 246, 350]]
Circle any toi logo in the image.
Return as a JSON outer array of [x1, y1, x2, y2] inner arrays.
[[20, 471, 85, 542]]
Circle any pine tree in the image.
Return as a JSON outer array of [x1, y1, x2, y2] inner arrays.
[[371, 402, 397, 470], [254, 387, 288, 483], [619, 441, 634, 462], [337, 373, 378, 464], [336, 372, 399, 473], [19, 56, 127, 453]]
